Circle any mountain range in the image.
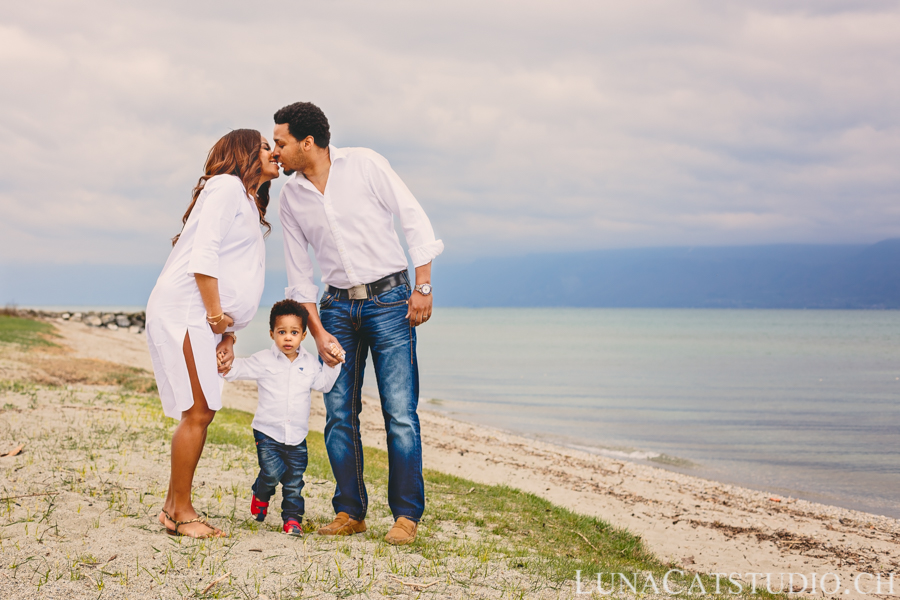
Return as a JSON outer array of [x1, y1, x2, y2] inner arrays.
[[3, 239, 899, 309]]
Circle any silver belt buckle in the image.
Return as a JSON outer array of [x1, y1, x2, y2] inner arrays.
[[348, 284, 368, 300]]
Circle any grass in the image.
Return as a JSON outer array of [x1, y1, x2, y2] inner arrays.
[[0, 314, 787, 599], [0, 314, 58, 348], [206, 401, 659, 584], [203, 405, 780, 598]]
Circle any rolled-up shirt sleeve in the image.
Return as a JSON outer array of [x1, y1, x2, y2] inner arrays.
[[188, 177, 243, 279], [279, 187, 320, 303], [366, 154, 444, 267]]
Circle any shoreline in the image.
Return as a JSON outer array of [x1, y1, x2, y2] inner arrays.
[[46, 317, 900, 593], [403, 409, 899, 521]]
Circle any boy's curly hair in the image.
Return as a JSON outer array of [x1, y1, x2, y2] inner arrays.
[[269, 299, 309, 332]]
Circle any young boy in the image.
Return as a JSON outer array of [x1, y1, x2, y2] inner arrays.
[[223, 300, 341, 535]]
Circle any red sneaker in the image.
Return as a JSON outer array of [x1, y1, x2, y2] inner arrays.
[[250, 494, 268, 522], [283, 519, 302, 536]]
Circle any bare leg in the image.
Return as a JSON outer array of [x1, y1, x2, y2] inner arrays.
[[158, 331, 221, 537]]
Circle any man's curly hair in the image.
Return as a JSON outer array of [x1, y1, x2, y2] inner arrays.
[[274, 102, 331, 148]]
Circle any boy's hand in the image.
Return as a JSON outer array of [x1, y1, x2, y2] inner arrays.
[[315, 331, 345, 367], [328, 342, 347, 363], [216, 338, 235, 373]]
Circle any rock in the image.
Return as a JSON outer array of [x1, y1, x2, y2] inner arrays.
[[115, 315, 131, 328], [71, 312, 83, 321], [61, 313, 71, 320], [107, 323, 119, 331], [83, 315, 103, 327], [100, 313, 116, 325]]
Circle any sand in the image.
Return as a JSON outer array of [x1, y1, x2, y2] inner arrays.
[[2, 319, 898, 598]]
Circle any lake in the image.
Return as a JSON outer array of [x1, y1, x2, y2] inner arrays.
[[234, 308, 900, 518]]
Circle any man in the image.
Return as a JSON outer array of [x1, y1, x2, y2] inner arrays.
[[272, 102, 443, 545]]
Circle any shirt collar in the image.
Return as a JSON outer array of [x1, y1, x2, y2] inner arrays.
[[269, 343, 286, 361], [269, 343, 311, 364], [291, 146, 345, 194], [329, 145, 345, 162]]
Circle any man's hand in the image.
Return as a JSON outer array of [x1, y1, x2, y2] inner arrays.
[[315, 331, 346, 367], [216, 336, 235, 373], [406, 291, 433, 327]]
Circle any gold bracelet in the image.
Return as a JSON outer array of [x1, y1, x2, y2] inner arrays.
[[206, 312, 225, 325], [223, 331, 237, 343]]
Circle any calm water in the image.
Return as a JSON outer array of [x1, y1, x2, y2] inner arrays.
[[235, 308, 900, 518]]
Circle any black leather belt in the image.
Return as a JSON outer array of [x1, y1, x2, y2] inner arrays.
[[327, 271, 409, 300]]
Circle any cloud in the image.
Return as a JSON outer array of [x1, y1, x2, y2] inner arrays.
[[0, 0, 898, 267]]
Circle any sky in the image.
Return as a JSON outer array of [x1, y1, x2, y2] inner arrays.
[[2, 0, 899, 272]]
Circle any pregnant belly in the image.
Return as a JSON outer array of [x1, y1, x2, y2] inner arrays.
[[220, 281, 264, 329]]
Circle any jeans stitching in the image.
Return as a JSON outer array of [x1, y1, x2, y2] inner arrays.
[[373, 297, 408, 308], [372, 284, 410, 308], [350, 321, 367, 518]]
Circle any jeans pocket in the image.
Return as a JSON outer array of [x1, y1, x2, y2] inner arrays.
[[373, 285, 410, 308], [319, 292, 336, 310]]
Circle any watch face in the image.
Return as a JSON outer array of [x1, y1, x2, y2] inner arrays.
[[419, 284, 432, 295]]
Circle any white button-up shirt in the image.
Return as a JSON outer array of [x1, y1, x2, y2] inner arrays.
[[279, 146, 444, 303], [223, 345, 340, 445]]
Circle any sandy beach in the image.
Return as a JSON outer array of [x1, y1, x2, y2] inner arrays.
[[1, 318, 898, 599]]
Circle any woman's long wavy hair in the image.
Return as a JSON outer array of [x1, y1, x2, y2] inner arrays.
[[172, 129, 272, 246]]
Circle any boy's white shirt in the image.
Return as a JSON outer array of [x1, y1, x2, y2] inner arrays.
[[224, 344, 341, 445]]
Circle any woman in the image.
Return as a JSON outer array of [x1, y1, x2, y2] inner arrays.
[[146, 129, 279, 538]]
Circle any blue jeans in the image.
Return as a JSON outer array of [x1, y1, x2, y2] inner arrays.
[[319, 282, 424, 522], [252, 430, 308, 523]]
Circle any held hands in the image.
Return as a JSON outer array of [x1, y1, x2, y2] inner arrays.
[[216, 335, 235, 374], [316, 331, 346, 368], [405, 291, 433, 327]]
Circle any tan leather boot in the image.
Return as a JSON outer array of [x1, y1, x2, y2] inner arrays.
[[384, 517, 417, 545], [316, 512, 367, 536]]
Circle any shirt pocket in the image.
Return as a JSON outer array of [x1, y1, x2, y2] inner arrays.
[[265, 364, 281, 375]]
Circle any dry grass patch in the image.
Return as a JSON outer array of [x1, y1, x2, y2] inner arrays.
[[24, 354, 157, 393]]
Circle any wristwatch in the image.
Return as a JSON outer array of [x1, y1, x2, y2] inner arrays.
[[415, 284, 433, 296]]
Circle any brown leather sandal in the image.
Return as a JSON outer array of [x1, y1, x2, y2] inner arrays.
[[162, 509, 223, 538], [159, 509, 177, 534]]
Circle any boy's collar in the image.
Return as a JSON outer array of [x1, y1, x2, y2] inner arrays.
[[269, 343, 307, 362]]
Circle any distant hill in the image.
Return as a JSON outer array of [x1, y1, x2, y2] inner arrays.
[[0, 265, 290, 309], [434, 239, 900, 309], [3, 240, 899, 309]]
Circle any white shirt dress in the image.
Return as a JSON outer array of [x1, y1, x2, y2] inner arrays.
[[146, 174, 266, 419]]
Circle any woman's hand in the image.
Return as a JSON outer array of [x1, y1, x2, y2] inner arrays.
[[209, 314, 234, 335], [216, 334, 235, 373]]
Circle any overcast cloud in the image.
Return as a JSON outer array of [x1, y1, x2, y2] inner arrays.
[[1, 0, 899, 268]]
